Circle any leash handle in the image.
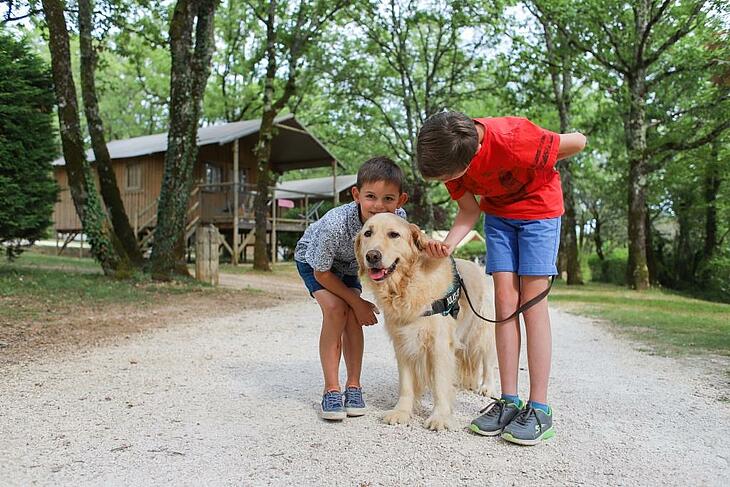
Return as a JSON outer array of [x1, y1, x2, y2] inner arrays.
[[459, 275, 555, 324]]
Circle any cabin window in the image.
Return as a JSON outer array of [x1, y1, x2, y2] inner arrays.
[[125, 163, 141, 190], [203, 162, 222, 190]]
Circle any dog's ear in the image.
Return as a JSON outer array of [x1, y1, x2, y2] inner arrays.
[[409, 223, 428, 251], [354, 232, 364, 272]]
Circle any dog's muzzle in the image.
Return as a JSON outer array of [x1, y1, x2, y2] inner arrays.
[[365, 251, 399, 282]]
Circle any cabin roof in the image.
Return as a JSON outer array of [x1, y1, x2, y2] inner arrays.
[[52, 114, 341, 171], [274, 174, 357, 199]]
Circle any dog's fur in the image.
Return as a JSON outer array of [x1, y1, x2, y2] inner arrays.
[[355, 213, 498, 430]]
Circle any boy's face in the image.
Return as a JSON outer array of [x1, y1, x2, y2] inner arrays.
[[352, 180, 408, 222]]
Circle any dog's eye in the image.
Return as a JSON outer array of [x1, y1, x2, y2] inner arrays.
[[388, 231, 400, 239], [364, 230, 372, 237]]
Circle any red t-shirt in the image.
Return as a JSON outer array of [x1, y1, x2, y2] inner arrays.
[[445, 117, 564, 219]]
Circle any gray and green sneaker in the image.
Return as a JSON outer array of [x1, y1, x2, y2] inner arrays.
[[469, 398, 525, 436], [501, 406, 555, 445]]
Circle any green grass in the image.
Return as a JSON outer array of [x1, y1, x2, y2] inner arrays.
[[551, 281, 730, 356], [0, 252, 212, 323]]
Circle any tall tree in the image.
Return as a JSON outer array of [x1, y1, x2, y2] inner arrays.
[[520, 2, 583, 284], [0, 29, 58, 258], [78, 0, 143, 266], [41, 0, 131, 275], [540, 0, 729, 289], [150, 0, 219, 280], [328, 0, 501, 228], [249, 0, 349, 270]]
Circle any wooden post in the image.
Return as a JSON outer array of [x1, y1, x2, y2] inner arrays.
[[232, 138, 239, 265], [270, 187, 277, 263], [195, 224, 220, 285], [304, 194, 310, 228], [332, 159, 339, 205]]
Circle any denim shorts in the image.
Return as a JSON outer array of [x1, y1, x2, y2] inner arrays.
[[483, 214, 561, 276], [295, 260, 362, 297]]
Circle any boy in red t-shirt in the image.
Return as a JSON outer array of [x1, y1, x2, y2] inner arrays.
[[417, 111, 586, 445]]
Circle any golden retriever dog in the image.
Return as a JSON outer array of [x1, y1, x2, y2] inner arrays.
[[355, 213, 498, 431]]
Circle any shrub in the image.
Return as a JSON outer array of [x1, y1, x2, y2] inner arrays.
[[696, 255, 730, 303], [453, 240, 485, 263], [587, 248, 628, 285]]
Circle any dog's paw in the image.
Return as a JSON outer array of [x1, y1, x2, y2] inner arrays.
[[382, 409, 411, 425], [476, 384, 497, 397], [424, 414, 457, 431]]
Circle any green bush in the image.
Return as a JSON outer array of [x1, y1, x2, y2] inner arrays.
[[697, 255, 730, 303], [587, 248, 627, 285], [453, 240, 485, 262]]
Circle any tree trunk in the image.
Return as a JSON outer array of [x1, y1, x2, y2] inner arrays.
[[645, 208, 658, 284], [542, 20, 582, 284], [78, 0, 143, 267], [625, 74, 650, 290], [150, 0, 218, 280], [253, 111, 277, 271], [41, 0, 129, 276], [703, 140, 721, 260]]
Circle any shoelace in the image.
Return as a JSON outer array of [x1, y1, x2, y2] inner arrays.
[[513, 406, 539, 427], [323, 391, 342, 409], [478, 397, 504, 417], [345, 388, 363, 404]]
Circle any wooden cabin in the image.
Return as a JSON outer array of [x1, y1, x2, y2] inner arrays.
[[51, 115, 346, 263]]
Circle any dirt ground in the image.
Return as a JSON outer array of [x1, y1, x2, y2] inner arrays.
[[2, 270, 729, 485], [0, 270, 306, 366]]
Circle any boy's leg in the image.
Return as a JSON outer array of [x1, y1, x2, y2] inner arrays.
[[493, 272, 521, 397], [313, 289, 350, 392], [521, 276, 552, 405], [342, 306, 363, 388]]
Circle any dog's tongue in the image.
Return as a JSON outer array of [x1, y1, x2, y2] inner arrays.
[[369, 268, 386, 280]]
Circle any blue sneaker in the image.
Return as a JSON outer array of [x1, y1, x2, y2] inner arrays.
[[321, 390, 346, 420], [343, 386, 366, 417]]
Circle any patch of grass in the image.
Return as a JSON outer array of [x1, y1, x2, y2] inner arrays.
[[0, 252, 213, 323], [551, 281, 730, 356]]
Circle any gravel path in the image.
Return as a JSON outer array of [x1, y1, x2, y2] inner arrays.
[[1, 282, 729, 486]]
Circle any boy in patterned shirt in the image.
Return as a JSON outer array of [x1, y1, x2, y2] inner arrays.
[[417, 112, 586, 445], [295, 156, 407, 420]]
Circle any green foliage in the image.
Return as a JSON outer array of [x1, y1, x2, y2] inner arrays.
[[453, 241, 485, 262], [0, 30, 58, 259], [696, 255, 730, 304], [587, 248, 627, 286]]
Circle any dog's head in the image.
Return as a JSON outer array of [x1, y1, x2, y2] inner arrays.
[[355, 213, 428, 284]]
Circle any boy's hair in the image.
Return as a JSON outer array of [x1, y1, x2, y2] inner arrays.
[[416, 111, 478, 179], [356, 156, 404, 193]]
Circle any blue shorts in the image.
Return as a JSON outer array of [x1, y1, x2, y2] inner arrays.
[[295, 260, 362, 297], [483, 214, 561, 276]]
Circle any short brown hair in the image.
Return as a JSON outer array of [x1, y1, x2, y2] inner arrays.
[[416, 111, 478, 179], [356, 156, 404, 193]]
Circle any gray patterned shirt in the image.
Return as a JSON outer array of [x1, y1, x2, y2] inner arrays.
[[294, 201, 407, 276]]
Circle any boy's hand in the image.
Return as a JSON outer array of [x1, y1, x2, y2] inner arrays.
[[353, 297, 380, 326], [423, 239, 452, 258]]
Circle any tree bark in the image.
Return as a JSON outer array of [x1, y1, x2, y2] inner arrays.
[[41, 0, 129, 276], [703, 140, 721, 260], [150, 0, 218, 280], [78, 0, 143, 266], [625, 72, 650, 290]]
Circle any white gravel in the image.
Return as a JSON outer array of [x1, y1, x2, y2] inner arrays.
[[1, 287, 729, 486]]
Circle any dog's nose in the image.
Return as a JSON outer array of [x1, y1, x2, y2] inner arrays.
[[366, 250, 382, 264]]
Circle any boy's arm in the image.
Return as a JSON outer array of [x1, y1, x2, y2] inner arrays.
[[557, 132, 587, 161], [313, 270, 379, 326], [424, 191, 481, 258]]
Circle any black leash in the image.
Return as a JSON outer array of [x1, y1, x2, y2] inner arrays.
[[459, 274, 555, 324]]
